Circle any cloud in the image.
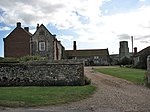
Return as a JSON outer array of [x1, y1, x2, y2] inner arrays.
[[0, 0, 103, 29], [59, 35, 74, 41], [140, 40, 149, 43], [139, 0, 146, 2], [134, 35, 150, 40], [1, 0, 150, 53], [0, 26, 11, 31], [0, 0, 66, 26], [118, 34, 130, 40]]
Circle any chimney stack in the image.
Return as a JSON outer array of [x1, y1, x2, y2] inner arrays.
[[134, 47, 137, 54], [73, 41, 77, 50], [36, 24, 40, 30], [53, 34, 56, 37], [24, 27, 29, 32], [17, 22, 21, 28]]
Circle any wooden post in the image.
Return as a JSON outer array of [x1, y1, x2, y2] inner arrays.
[[147, 55, 150, 84]]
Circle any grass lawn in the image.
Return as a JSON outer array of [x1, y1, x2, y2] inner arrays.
[[0, 85, 96, 107], [94, 67, 146, 84]]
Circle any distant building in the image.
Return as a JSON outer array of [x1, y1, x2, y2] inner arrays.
[[119, 41, 129, 59], [64, 41, 110, 66], [3, 22, 110, 65], [3, 22, 32, 57], [133, 46, 150, 69], [109, 54, 119, 65], [3, 22, 64, 60], [110, 41, 133, 65]]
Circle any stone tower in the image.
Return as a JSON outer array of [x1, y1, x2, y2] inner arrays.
[[119, 41, 129, 59]]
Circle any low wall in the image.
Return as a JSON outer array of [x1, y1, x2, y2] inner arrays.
[[0, 61, 85, 86]]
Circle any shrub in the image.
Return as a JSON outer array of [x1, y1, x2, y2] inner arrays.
[[144, 71, 150, 87], [0, 57, 19, 63], [85, 76, 91, 85], [19, 55, 48, 62], [119, 57, 131, 65]]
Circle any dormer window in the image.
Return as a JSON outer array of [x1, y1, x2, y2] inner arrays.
[[39, 42, 45, 51]]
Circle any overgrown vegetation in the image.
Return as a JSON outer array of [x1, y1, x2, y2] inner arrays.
[[85, 76, 91, 85], [0, 86, 96, 107], [95, 67, 146, 84], [19, 55, 48, 62], [119, 57, 131, 65], [0, 55, 48, 63], [0, 57, 19, 63]]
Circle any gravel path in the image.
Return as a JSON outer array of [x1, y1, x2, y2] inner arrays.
[[1, 66, 150, 112]]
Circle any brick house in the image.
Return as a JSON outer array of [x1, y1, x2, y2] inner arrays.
[[3, 22, 32, 57]]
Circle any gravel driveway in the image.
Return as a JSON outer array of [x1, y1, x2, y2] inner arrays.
[[1, 66, 150, 112]]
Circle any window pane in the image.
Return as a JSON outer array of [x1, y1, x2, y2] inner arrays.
[[39, 42, 45, 51]]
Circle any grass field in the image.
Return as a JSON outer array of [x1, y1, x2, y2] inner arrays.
[[0, 85, 96, 107], [94, 67, 146, 84]]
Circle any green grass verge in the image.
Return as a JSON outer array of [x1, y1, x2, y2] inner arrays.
[[0, 86, 96, 107], [94, 67, 146, 84]]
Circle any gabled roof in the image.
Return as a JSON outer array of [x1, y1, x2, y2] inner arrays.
[[32, 24, 64, 48], [4, 27, 32, 40], [32, 24, 55, 40], [134, 46, 150, 57], [65, 49, 109, 57], [23, 28, 32, 36]]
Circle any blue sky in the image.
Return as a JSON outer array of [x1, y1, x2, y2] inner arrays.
[[0, 0, 150, 57]]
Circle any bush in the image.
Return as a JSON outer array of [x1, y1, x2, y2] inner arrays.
[[0, 57, 19, 63], [85, 76, 91, 85], [144, 71, 150, 87], [0, 56, 48, 64], [19, 55, 48, 62], [119, 57, 131, 65]]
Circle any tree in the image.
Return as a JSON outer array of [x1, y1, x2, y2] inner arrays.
[[120, 57, 130, 65]]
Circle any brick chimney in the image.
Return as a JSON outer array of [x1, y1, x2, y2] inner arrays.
[[24, 27, 29, 32], [134, 47, 137, 54], [73, 41, 77, 50], [17, 22, 21, 28], [36, 24, 40, 30], [53, 34, 56, 37]]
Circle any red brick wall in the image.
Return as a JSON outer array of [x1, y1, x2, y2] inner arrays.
[[4, 28, 31, 57]]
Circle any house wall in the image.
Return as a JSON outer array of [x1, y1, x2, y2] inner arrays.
[[67, 56, 109, 66], [31, 26, 54, 59], [133, 56, 140, 66], [86, 56, 109, 66], [0, 61, 85, 86], [133, 47, 150, 68], [3, 28, 31, 57], [56, 41, 64, 60]]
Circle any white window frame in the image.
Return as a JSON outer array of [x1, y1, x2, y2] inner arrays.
[[39, 42, 45, 51], [94, 56, 99, 59]]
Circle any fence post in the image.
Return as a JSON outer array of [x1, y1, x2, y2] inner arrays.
[[147, 55, 150, 84]]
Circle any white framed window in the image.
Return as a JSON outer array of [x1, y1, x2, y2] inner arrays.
[[94, 56, 99, 59], [39, 42, 45, 51]]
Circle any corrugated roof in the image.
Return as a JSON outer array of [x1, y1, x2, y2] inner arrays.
[[65, 49, 109, 57]]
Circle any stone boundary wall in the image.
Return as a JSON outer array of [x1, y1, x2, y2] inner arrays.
[[0, 61, 84, 86]]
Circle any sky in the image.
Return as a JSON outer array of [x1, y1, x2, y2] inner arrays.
[[0, 0, 150, 57]]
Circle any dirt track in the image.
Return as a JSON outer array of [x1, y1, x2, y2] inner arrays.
[[1, 66, 150, 112]]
